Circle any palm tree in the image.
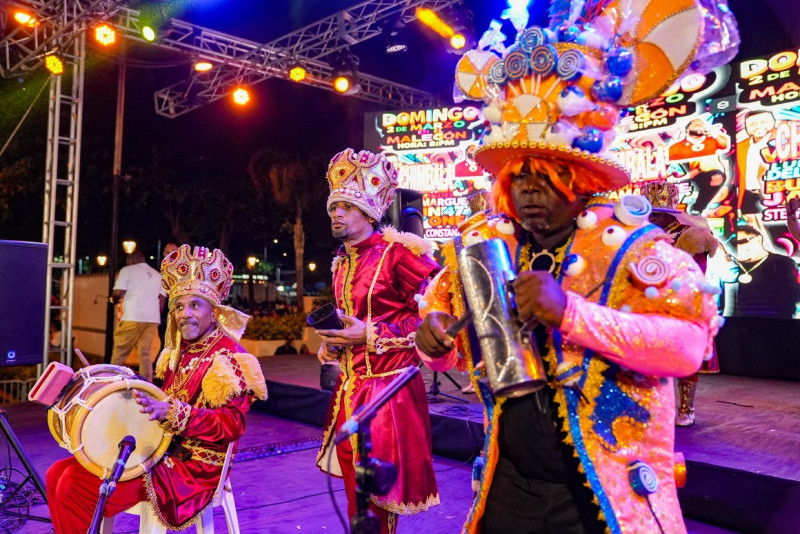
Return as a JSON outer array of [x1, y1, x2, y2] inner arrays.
[[247, 148, 329, 312]]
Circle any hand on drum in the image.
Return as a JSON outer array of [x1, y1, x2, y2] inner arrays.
[[416, 312, 456, 358], [511, 271, 567, 327], [133, 390, 170, 422]]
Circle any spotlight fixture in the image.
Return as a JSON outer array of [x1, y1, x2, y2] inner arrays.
[[140, 8, 173, 43], [232, 86, 250, 105], [13, 11, 35, 26], [44, 53, 64, 76], [194, 60, 213, 72], [94, 23, 117, 46], [332, 50, 361, 96], [382, 15, 407, 54], [416, 4, 475, 55], [289, 64, 308, 82]]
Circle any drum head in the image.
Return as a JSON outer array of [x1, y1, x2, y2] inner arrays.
[[72, 379, 172, 481]]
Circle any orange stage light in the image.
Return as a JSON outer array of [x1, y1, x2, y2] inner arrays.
[[333, 75, 351, 94], [450, 33, 467, 50], [289, 65, 307, 82], [194, 61, 213, 72], [14, 11, 35, 26], [94, 23, 117, 46], [233, 87, 250, 105], [45, 55, 64, 76], [416, 7, 454, 38]]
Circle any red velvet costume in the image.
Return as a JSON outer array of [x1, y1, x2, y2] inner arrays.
[[46, 330, 267, 533], [316, 227, 441, 522]]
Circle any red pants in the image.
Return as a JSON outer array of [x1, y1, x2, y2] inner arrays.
[[46, 457, 147, 534], [335, 405, 397, 534]]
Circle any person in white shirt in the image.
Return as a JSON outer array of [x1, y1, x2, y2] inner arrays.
[[110, 250, 166, 381]]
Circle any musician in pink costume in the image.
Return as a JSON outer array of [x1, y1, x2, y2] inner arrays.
[[417, 0, 736, 529], [314, 149, 440, 534], [46, 246, 267, 533]]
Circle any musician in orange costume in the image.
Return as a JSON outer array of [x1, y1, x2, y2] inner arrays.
[[313, 149, 440, 534], [45, 246, 267, 533]]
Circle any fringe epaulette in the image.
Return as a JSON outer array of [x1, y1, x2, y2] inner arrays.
[[154, 348, 171, 380], [381, 226, 435, 257], [201, 351, 268, 408]]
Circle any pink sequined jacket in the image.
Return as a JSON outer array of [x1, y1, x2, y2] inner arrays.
[[420, 199, 719, 534]]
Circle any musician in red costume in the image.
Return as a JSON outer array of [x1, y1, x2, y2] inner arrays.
[[46, 245, 267, 533], [314, 148, 440, 534]]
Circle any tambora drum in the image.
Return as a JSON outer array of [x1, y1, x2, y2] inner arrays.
[[46, 364, 173, 481]]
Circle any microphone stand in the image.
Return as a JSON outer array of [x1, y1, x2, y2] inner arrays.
[[351, 420, 398, 534], [87, 437, 136, 534]]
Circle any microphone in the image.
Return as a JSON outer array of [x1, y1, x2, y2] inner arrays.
[[100, 436, 136, 496], [333, 366, 419, 444]]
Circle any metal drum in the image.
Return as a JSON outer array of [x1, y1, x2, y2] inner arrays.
[[458, 238, 547, 398]]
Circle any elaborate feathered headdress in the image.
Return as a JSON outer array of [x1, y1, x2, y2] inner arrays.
[[454, 0, 739, 191]]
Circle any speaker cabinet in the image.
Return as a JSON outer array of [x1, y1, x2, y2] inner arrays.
[[0, 240, 48, 366]]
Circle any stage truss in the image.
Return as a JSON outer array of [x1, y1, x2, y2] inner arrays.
[[0, 0, 457, 368]]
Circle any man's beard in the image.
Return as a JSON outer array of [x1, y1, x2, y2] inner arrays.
[[332, 226, 349, 241]]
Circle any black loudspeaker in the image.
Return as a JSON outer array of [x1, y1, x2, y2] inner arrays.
[[0, 241, 48, 367], [385, 189, 424, 237]]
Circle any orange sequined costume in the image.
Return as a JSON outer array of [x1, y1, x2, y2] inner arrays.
[[420, 201, 720, 533]]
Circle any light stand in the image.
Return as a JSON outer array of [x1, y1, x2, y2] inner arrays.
[[427, 371, 468, 404], [0, 409, 49, 523]]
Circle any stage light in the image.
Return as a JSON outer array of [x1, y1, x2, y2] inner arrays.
[[289, 64, 308, 82], [382, 16, 407, 54], [247, 256, 258, 269], [44, 53, 64, 76], [94, 23, 116, 46], [194, 61, 213, 72], [273, 239, 279, 244], [13, 11, 35, 26], [308, 262, 317, 272], [140, 9, 172, 43], [122, 240, 137, 254], [332, 50, 361, 96], [96, 255, 108, 267], [416, 4, 475, 55], [450, 33, 467, 50], [233, 86, 250, 105]]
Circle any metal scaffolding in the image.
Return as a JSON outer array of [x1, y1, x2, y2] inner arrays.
[[0, 0, 456, 366]]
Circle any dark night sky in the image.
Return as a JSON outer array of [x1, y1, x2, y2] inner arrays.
[[1, 0, 799, 269]]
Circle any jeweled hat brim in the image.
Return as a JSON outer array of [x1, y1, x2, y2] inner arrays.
[[475, 141, 630, 194]]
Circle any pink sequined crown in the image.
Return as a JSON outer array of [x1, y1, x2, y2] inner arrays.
[[326, 148, 398, 222], [161, 245, 234, 305]]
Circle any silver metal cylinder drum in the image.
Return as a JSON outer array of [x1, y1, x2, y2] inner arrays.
[[458, 238, 547, 398]]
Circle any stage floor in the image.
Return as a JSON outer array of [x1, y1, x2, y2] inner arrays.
[[0, 353, 796, 533]]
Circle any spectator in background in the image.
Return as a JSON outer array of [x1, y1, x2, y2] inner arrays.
[[111, 250, 166, 382], [274, 336, 298, 355]]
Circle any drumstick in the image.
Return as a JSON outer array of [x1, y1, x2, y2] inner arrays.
[[445, 310, 474, 338], [74, 348, 91, 368]]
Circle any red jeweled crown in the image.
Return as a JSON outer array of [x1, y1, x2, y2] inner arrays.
[[161, 245, 234, 305]]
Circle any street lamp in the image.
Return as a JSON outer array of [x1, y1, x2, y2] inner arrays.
[[96, 255, 108, 266], [122, 240, 137, 254], [246, 256, 258, 308], [308, 262, 317, 271]]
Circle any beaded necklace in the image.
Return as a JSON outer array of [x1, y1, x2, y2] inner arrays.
[[165, 329, 222, 399]]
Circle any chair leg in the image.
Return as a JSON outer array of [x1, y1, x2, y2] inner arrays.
[[222, 492, 240, 534], [139, 507, 168, 534], [195, 507, 215, 534]]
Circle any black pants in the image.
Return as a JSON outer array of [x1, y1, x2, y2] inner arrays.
[[481, 455, 605, 534]]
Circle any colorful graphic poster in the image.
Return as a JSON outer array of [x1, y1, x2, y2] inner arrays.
[[364, 106, 491, 240], [610, 57, 800, 318]]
